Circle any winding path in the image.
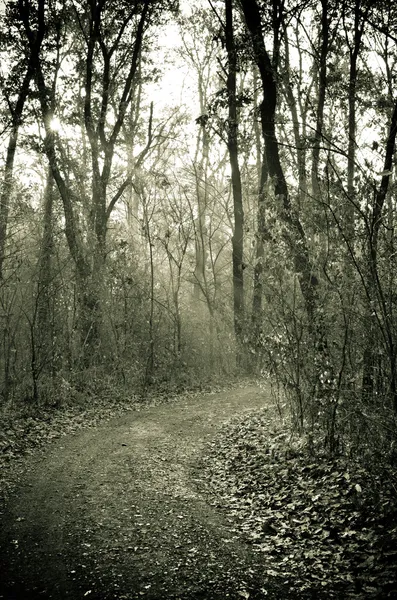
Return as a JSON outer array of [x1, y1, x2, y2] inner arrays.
[[0, 385, 279, 600]]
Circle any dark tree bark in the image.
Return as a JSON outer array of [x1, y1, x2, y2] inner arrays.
[[240, 0, 320, 328], [36, 166, 56, 374], [193, 117, 209, 300], [251, 154, 268, 326], [0, 70, 31, 280], [343, 0, 373, 239], [240, 0, 337, 434], [225, 0, 245, 360], [311, 0, 329, 200], [281, 29, 308, 211], [0, 2, 44, 279], [362, 98, 397, 411]]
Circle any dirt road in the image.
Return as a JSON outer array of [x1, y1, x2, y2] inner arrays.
[[0, 385, 281, 600]]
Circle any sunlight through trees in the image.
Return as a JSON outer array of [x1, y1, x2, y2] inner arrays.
[[1, 0, 397, 459]]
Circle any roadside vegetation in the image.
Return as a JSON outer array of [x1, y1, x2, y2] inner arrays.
[[198, 396, 397, 599]]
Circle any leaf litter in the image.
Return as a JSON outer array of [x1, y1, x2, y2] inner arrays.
[[2, 381, 397, 599], [197, 407, 397, 599], [0, 381, 284, 599]]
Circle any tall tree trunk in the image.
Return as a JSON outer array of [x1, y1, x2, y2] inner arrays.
[[251, 65, 268, 333], [193, 116, 209, 299], [125, 60, 142, 242], [36, 166, 55, 374], [251, 162, 268, 325], [344, 0, 370, 244], [281, 31, 308, 211], [311, 0, 329, 201], [362, 99, 397, 412], [0, 65, 35, 279], [143, 194, 155, 388], [225, 0, 245, 361], [241, 0, 335, 431], [0, 127, 19, 281], [240, 0, 319, 328], [251, 68, 270, 361]]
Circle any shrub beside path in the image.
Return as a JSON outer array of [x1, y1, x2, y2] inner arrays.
[[0, 384, 283, 600]]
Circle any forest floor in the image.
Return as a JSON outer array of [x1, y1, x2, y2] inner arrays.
[[0, 382, 396, 600]]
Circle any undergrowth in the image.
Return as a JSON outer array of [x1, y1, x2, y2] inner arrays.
[[198, 406, 397, 599]]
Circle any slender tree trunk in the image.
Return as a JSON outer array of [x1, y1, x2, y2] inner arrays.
[[251, 66, 269, 339], [225, 0, 245, 362], [193, 120, 209, 299], [125, 63, 142, 242], [193, 66, 211, 300], [241, 0, 336, 433], [362, 99, 397, 411], [36, 166, 55, 374], [344, 0, 369, 244], [144, 201, 155, 388], [252, 161, 268, 323], [311, 0, 329, 201], [347, 55, 357, 218], [0, 129, 18, 281], [282, 33, 308, 211], [0, 66, 34, 279]]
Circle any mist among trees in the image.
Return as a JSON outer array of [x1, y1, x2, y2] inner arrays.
[[1, 0, 397, 460]]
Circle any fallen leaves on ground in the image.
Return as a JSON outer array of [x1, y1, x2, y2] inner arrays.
[[198, 407, 397, 599], [0, 396, 138, 506], [0, 377, 252, 506]]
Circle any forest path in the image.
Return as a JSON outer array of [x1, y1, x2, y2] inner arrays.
[[0, 384, 281, 600]]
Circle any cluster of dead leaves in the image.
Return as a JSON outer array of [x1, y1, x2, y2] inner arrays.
[[0, 377, 244, 506], [199, 409, 397, 599], [0, 394, 141, 506]]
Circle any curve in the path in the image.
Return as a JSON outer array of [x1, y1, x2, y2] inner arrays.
[[0, 385, 282, 600]]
